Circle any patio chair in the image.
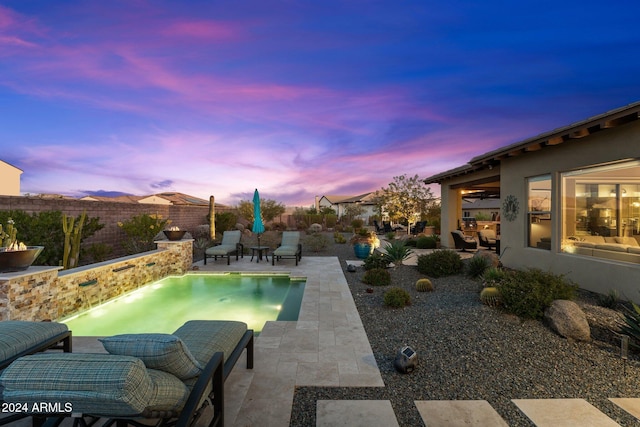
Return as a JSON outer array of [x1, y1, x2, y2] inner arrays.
[[0, 321, 72, 426], [382, 221, 393, 233], [204, 230, 243, 265], [0, 320, 254, 427], [477, 229, 497, 250], [272, 231, 302, 266], [451, 230, 478, 252], [411, 221, 427, 235], [0, 321, 72, 370], [373, 220, 384, 234]]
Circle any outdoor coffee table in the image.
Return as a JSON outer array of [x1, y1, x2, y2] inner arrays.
[[250, 246, 270, 263]]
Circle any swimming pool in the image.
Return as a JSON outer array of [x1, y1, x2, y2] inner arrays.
[[62, 273, 306, 336]]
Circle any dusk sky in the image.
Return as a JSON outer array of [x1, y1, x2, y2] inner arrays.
[[1, 1, 639, 207]]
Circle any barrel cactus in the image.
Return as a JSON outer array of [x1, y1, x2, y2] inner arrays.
[[415, 278, 433, 292], [480, 286, 502, 307]]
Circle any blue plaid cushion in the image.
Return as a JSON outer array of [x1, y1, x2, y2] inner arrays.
[[173, 320, 247, 367], [0, 353, 188, 416], [0, 321, 68, 362], [100, 334, 202, 380]]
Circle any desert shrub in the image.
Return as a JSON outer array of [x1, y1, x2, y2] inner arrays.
[[363, 252, 391, 270], [415, 278, 433, 292], [333, 231, 347, 244], [384, 287, 411, 308], [404, 238, 417, 247], [385, 232, 396, 240], [308, 223, 323, 233], [383, 240, 413, 265], [416, 249, 463, 278], [213, 212, 237, 234], [416, 235, 437, 249], [84, 242, 112, 263], [119, 214, 170, 255], [362, 268, 391, 286], [0, 210, 103, 266], [598, 289, 620, 309], [496, 268, 578, 320], [351, 219, 364, 230], [304, 232, 329, 252], [482, 267, 508, 287], [467, 255, 491, 278], [325, 214, 337, 229]]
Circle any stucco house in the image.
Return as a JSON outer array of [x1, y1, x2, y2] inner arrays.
[[0, 160, 22, 196], [425, 101, 640, 301], [317, 193, 378, 222]]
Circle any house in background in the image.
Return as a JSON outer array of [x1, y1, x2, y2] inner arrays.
[[0, 160, 22, 196], [425, 101, 640, 301], [317, 193, 378, 223], [81, 192, 211, 206], [462, 198, 501, 221]]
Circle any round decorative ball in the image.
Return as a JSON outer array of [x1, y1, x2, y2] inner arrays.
[[415, 278, 433, 292], [347, 264, 357, 273]]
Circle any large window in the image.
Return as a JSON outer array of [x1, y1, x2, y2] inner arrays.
[[528, 175, 552, 249], [561, 159, 640, 262]]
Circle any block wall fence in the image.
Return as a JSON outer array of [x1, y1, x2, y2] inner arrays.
[[0, 196, 234, 259]]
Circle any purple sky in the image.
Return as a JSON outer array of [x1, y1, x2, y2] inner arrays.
[[1, 1, 638, 207]]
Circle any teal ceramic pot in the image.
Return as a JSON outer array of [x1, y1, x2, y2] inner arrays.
[[353, 243, 372, 259]]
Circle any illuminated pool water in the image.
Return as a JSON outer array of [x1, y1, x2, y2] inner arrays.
[[62, 273, 305, 336]]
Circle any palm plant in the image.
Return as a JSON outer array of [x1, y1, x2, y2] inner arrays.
[[383, 240, 413, 265]]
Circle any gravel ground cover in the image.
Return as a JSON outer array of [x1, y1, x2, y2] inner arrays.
[[290, 233, 640, 426]]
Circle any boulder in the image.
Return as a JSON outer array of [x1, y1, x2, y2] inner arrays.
[[544, 300, 591, 342]]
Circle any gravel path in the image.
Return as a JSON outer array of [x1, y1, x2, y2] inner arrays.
[[290, 234, 640, 426]]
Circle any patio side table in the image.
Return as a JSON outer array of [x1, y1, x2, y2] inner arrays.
[[250, 246, 270, 263]]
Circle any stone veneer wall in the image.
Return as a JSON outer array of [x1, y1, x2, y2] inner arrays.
[[0, 240, 193, 322]]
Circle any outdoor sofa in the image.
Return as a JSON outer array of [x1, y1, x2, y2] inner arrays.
[[477, 229, 497, 250], [0, 320, 254, 427], [204, 230, 244, 265]]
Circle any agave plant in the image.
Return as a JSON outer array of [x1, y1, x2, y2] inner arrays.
[[383, 240, 413, 265], [620, 302, 640, 350]]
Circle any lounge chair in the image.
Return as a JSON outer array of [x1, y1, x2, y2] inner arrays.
[[411, 221, 427, 235], [477, 229, 497, 249], [204, 230, 243, 265], [0, 320, 254, 427], [451, 230, 478, 252], [0, 321, 72, 370], [0, 321, 72, 426], [272, 231, 302, 266], [382, 221, 393, 233], [373, 220, 384, 234]]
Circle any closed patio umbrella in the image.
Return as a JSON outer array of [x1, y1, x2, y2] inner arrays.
[[252, 189, 265, 246]]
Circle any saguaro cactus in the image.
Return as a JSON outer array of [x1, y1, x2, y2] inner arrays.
[[62, 211, 86, 269]]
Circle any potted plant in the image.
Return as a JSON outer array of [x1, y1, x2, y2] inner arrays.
[[0, 218, 44, 273], [350, 229, 380, 259]]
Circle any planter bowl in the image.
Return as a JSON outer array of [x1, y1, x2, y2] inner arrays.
[[0, 246, 44, 273], [163, 230, 187, 241]]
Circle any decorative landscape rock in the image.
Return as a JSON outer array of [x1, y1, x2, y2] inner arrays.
[[544, 299, 591, 342]]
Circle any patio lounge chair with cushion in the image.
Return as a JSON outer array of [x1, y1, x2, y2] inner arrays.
[[451, 230, 478, 252], [0, 321, 72, 370], [272, 231, 302, 266], [0, 320, 254, 427], [477, 229, 497, 250], [204, 230, 244, 265]]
